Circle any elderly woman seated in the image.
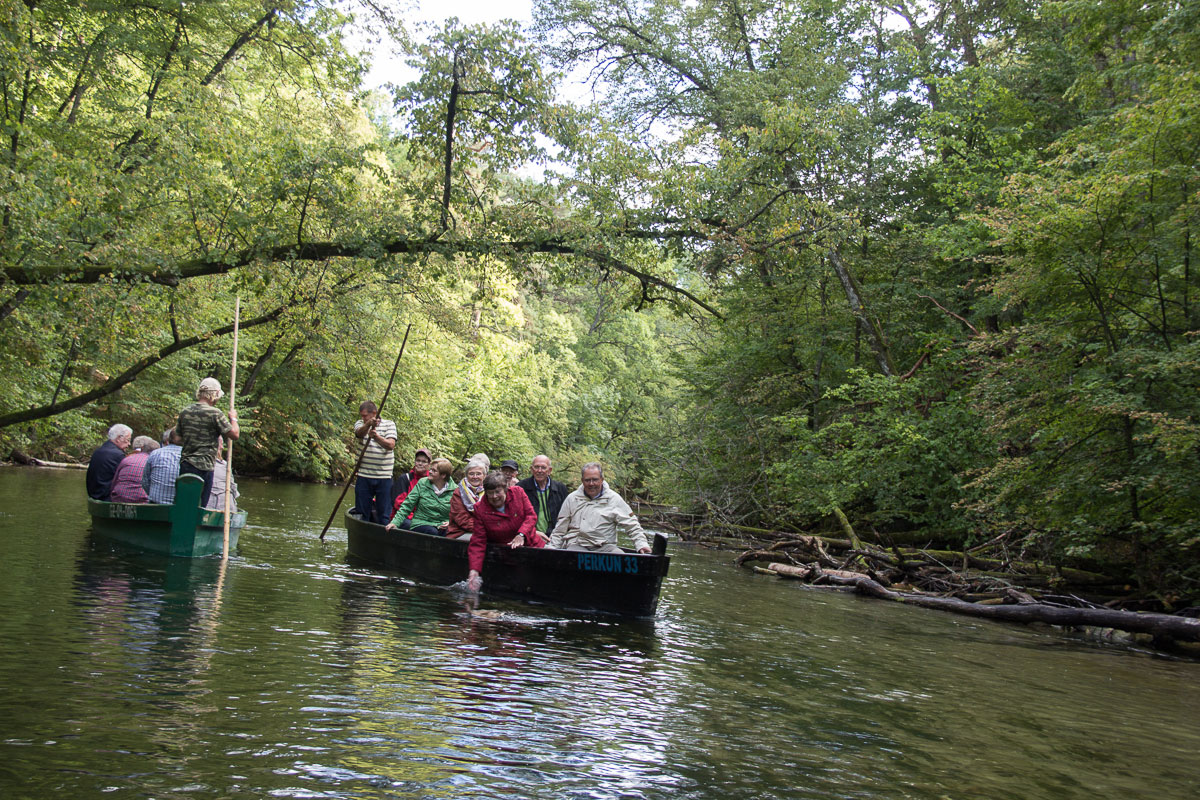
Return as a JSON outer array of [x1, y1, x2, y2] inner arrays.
[[466, 471, 545, 591], [447, 456, 488, 540], [108, 436, 160, 503], [385, 457, 456, 535]]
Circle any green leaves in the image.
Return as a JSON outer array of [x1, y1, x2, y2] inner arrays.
[[393, 18, 561, 232], [3, 0, 1198, 599]]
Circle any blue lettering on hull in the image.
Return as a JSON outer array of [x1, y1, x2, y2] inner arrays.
[[576, 553, 640, 574]]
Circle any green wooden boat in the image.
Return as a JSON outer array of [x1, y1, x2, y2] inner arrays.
[[87, 474, 247, 558]]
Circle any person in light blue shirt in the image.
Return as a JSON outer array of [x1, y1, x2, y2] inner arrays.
[[142, 428, 183, 504]]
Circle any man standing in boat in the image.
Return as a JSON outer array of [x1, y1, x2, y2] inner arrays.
[[516, 455, 568, 540], [86, 423, 132, 500], [352, 400, 396, 524], [549, 463, 652, 554], [177, 377, 239, 507]]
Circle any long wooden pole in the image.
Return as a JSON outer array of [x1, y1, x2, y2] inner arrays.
[[222, 296, 241, 559], [320, 323, 412, 540]]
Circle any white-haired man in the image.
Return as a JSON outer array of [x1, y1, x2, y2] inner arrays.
[[516, 455, 568, 538], [549, 463, 651, 554], [86, 423, 132, 500]]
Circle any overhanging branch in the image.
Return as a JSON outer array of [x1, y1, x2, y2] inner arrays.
[[0, 305, 285, 429], [3, 233, 723, 317]]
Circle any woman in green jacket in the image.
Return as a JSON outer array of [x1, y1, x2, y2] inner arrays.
[[386, 458, 456, 535]]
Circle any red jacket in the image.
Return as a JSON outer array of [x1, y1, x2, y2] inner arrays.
[[468, 485, 544, 573], [391, 469, 427, 517], [447, 488, 475, 538]]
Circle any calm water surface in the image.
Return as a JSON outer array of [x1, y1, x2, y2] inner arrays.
[[0, 466, 1197, 799]]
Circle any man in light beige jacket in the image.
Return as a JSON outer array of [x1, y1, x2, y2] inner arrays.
[[548, 463, 652, 554]]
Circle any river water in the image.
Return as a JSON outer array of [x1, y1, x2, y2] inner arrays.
[[0, 466, 1197, 799]]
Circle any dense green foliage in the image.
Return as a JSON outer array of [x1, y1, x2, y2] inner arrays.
[[1, 0, 1197, 599]]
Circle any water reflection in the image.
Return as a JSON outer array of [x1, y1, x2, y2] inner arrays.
[[62, 540, 237, 788], [321, 574, 679, 798], [1, 467, 1199, 800]]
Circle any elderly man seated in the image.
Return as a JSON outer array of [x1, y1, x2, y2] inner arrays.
[[86, 423, 132, 500], [548, 462, 651, 554], [142, 428, 183, 504]]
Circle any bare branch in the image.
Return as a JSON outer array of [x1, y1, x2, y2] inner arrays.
[[918, 293, 979, 336], [2, 234, 722, 317]]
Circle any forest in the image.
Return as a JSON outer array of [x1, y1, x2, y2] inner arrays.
[[1, 0, 1197, 605]]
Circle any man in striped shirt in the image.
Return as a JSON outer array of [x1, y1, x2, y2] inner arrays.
[[353, 400, 397, 524]]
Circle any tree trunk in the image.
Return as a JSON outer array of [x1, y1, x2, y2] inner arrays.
[[0, 288, 31, 324], [829, 249, 894, 375]]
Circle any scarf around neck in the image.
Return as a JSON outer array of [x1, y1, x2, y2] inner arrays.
[[458, 481, 484, 511]]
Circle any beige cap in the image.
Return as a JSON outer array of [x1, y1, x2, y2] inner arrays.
[[198, 377, 224, 399]]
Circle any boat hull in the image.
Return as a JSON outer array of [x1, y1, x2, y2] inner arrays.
[[345, 512, 670, 617], [88, 474, 246, 558]]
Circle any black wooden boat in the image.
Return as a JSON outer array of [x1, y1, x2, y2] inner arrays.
[[344, 511, 670, 617]]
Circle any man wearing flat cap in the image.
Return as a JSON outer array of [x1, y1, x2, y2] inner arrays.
[[177, 376, 239, 507], [500, 460, 520, 488]]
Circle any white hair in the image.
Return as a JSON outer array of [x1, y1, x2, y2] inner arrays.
[[131, 435, 159, 452], [107, 424, 132, 442], [581, 462, 604, 479]]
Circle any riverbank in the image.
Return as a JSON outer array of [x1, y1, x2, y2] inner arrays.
[[631, 503, 1200, 654]]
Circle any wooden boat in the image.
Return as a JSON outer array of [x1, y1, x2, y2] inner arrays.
[[87, 474, 247, 558], [344, 511, 671, 617]]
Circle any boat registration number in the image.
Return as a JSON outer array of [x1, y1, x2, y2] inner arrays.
[[576, 552, 639, 574]]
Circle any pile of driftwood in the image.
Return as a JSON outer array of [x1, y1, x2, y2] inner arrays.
[[734, 531, 1200, 646]]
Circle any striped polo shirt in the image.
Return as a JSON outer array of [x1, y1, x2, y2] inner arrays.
[[354, 418, 397, 479]]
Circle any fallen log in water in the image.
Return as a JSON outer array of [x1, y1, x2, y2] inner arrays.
[[738, 535, 1115, 587], [8, 450, 87, 469], [755, 562, 1200, 643]]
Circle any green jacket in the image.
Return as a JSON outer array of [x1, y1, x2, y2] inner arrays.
[[391, 476, 457, 529]]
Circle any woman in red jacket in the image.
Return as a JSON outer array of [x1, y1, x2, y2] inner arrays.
[[466, 471, 545, 591]]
